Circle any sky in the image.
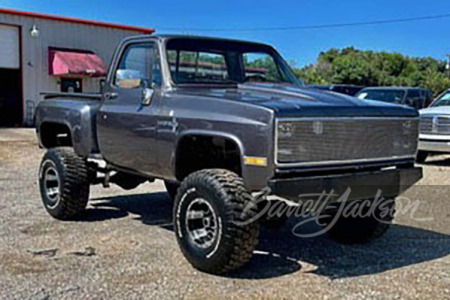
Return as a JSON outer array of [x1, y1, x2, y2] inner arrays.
[[2, 0, 450, 67]]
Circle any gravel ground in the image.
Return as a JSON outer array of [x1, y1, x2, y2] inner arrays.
[[0, 129, 449, 299]]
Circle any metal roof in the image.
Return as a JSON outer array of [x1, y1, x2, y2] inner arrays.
[[0, 8, 154, 34]]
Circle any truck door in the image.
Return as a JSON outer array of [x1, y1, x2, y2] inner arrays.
[[97, 41, 163, 174]]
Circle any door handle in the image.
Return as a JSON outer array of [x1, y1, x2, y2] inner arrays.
[[104, 92, 118, 100]]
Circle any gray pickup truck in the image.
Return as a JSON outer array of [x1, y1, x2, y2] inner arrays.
[[35, 35, 422, 274]]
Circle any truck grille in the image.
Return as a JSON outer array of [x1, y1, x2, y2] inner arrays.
[[419, 115, 450, 134], [276, 118, 418, 165]]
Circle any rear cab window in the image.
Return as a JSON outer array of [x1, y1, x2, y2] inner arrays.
[[164, 38, 300, 86], [167, 50, 229, 83]]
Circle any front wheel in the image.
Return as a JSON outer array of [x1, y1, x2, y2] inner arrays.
[[39, 147, 90, 220], [174, 169, 259, 274]]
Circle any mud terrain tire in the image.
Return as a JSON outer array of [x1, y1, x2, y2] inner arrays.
[[39, 147, 89, 220], [174, 169, 259, 274]]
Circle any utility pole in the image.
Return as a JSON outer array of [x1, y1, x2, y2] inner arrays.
[[446, 54, 450, 77]]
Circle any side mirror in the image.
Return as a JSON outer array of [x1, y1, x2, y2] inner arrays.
[[117, 78, 142, 89], [116, 69, 144, 89], [142, 88, 154, 106]]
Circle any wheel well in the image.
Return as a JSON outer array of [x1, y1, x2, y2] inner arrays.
[[175, 135, 242, 181], [40, 123, 73, 148]]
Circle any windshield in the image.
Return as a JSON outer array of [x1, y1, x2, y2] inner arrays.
[[166, 38, 301, 86], [431, 91, 450, 107], [357, 89, 406, 104]]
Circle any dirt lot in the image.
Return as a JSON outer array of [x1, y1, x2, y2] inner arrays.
[[0, 129, 449, 299]]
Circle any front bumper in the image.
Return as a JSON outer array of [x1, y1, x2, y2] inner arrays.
[[268, 167, 423, 202], [419, 139, 450, 152]]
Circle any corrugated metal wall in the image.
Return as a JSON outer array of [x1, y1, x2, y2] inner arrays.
[[0, 12, 145, 125]]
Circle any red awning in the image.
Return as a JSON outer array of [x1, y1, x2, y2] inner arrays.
[[48, 49, 107, 77]]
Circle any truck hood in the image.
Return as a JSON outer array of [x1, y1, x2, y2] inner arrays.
[[175, 83, 418, 118], [419, 106, 450, 116]]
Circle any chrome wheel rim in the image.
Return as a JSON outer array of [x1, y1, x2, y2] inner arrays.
[[185, 198, 218, 249], [43, 164, 61, 208]]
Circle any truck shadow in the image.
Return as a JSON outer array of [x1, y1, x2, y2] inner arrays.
[[422, 159, 450, 167], [86, 192, 450, 280], [421, 154, 450, 167]]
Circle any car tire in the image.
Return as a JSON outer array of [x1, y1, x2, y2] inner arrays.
[[318, 199, 395, 244], [174, 169, 259, 274], [39, 147, 90, 220], [416, 151, 428, 163], [164, 180, 180, 200]]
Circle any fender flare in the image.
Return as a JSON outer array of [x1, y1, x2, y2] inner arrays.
[[38, 118, 87, 156], [173, 129, 246, 179]]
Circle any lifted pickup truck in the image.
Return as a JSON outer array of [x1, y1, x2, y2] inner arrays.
[[36, 35, 422, 274]]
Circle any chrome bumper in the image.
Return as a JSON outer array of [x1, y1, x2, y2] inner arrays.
[[419, 140, 450, 152]]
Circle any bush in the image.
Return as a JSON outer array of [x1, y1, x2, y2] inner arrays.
[[295, 48, 450, 96]]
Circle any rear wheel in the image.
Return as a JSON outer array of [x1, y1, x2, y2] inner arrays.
[[416, 151, 428, 163], [174, 169, 259, 274], [39, 147, 90, 220]]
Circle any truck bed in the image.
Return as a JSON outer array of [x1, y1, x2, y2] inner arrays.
[[36, 92, 102, 157], [41, 91, 102, 100]]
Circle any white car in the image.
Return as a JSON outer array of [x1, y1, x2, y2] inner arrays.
[[417, 89, 450, 162]]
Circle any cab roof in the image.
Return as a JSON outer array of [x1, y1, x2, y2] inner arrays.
[[123, 34, 272, 48]]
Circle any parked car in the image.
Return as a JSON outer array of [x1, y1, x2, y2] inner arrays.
[[34, 35, 422, 274], [429, 88, 450, 106], [356, 87, 433, 109], [417, 89, 450, 162], [308, 84, 364, 96]]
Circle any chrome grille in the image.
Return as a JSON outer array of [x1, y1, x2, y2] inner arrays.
[[276, 118, 418, 165], [420, 115, 450, 134]]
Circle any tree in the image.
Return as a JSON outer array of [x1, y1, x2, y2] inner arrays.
[[294, 48, 449, 96]]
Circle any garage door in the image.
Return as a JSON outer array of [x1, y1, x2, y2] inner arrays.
[[0, 25, 20, 69]]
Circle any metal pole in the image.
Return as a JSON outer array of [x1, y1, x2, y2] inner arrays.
[[446, 55, 450, 77]]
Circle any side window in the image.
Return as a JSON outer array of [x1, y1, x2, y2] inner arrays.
[[152, 49, 162, 87], [114, 43, 161, 89], [425, 90, 433, 107], [243, 53, 282, 83], [406, 90, 421, 108]]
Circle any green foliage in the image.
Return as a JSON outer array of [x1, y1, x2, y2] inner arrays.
[[295, 47, 450, 96], [244, 55, 280, 81]]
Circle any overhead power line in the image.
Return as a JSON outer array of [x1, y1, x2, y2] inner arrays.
[[158, 13, 450, 32]]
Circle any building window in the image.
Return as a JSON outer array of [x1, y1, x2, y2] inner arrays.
[[60, 78, 82, 93]]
